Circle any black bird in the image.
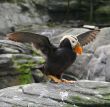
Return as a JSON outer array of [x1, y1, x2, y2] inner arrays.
[[6, 30, 100, 83]]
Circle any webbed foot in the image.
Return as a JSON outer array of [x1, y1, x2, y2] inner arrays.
[[48, 75, 75, 83]]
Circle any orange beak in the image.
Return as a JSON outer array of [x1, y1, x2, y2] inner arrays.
[[74, 43, 83, 55]]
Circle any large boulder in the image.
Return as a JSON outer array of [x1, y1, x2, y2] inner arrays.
[[0, 80, 110, 107], [87, 44, 110, 81]]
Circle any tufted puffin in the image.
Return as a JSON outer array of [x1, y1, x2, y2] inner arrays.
[[6, 30, 100, 83]]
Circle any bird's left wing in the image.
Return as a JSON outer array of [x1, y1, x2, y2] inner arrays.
[[6, 32, 56, 56], [77, 30, 100, 46]]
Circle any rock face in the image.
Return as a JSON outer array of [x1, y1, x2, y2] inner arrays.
[[0, 40, 45, 89], [0, 80, 110, 107], [0, 27, 110, 89], [0, 1, 49, 30]]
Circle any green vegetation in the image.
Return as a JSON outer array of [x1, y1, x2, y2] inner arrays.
[[13, 56, 36, 84], [12, 54, 45, 84]]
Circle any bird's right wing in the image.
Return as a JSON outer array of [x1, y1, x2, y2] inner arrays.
[[6, 32, 56, 56], [77, 30, 100, 46]]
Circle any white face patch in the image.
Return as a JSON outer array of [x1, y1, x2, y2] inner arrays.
[[60, 35, 78, 48]]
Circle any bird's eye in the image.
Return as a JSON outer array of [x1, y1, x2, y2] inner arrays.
[[72, 41, 74, 43]]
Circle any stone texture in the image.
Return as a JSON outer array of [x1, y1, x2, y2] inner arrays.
[[0, 80, 110, 107], [0, 2, 49, 30], [87, 44, 110, 81], [0, 40, 45, 89]]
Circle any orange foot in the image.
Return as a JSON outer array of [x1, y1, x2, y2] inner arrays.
[[48, 75, 75, 83]]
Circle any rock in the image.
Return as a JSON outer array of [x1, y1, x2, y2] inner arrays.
[[0, 80, 110, 107], [87, 44, 110, 81], [0, 39, 46, 89], [50, 27, 110, 82], [0, 53, 46, 89], [0, 40, 32, 54], [0, 54, 32, 89], [0, 2, 49, 30], [0, 0, 109, 32], [7, 24, 68, 41]]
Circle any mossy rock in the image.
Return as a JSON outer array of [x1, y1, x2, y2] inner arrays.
[[12, 54, 45, 84]]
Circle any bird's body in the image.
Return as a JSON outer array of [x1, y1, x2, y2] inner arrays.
[[45, 45, 76, 78], [6, 30, 100, 83]]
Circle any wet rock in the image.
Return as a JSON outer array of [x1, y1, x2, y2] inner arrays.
[[0, 80, 110, 107]]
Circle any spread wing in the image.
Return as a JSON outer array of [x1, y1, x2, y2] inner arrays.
[[6, 32, 56, 56], [77, 30, 100, 46]]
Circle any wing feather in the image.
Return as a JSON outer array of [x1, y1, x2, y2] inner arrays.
[[6, 32, 56, 56], [77, 30, 100, 46]]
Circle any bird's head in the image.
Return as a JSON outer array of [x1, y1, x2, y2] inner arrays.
[[60, 35, 83, 55]]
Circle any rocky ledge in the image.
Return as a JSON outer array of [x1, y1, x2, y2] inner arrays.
[[0, 80, 110, 107], [0, 27, 110, 89]]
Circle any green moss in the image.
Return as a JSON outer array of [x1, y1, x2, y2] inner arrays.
[[70, 95, 99, 105], [103, 95, 110, 100], [13, 59, 34, 84], [19, 73, 32, 84], [12, 54, 45, 84], [68, 94, 110, 107]]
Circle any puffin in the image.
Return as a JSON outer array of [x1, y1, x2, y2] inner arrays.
[[6, 30, 100, 83]]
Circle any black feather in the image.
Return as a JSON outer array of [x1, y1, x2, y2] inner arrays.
[[6, 32, 56, 56]]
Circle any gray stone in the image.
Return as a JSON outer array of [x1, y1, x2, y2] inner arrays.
[[0, 2, 49, 30], [0, 80, 110, 107], [0, 40, 32, 54], [87, 44, 110, 81], [0, 39, 45, 88]]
